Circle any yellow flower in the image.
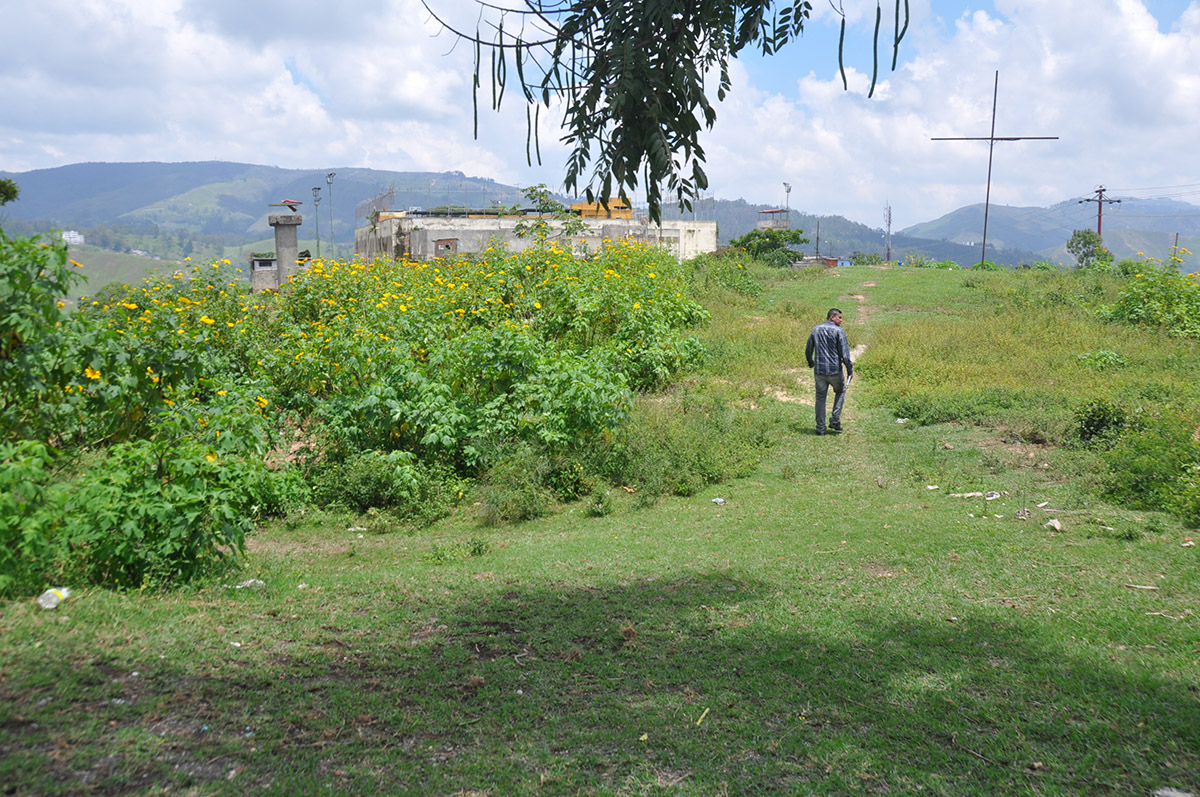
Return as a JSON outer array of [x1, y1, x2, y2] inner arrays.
[[200, 315, 216, 325], [255, 395, 270, 409], [70, 259, 85, 268], [84, 367, 101, 380], [205, 453, 219, 463], [217, 390, 228, 396], [122, 302, 138, 310], [534, 302, 542, 309]]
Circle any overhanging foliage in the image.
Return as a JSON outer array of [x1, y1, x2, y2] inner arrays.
[[426, 0, 909, 222]]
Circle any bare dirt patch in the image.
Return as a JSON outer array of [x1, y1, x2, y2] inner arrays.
[[978, 437, 1055, 471], [765, 388, 813, 405], [764, 368, 815, 405]]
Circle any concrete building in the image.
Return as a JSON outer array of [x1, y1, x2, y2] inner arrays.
[[355, 201, 717, 263], [756, 209, 791, 230], [61, 230, 84, 245]]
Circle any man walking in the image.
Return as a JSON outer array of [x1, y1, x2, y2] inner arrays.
[[805, 308, 853, 435]]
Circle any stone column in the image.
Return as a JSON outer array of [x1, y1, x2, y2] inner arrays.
[[268, 214, 303, 284]]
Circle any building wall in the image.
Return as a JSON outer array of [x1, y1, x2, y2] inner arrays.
[[354, 214, 718, 262]]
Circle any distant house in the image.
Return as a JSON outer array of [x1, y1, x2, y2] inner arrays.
[[355, 201, 717, 263], [61, 230, 84, 245], [795, 255, 851, 268]]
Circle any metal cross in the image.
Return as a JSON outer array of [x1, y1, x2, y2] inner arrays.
[[932, 71, 1058, 266]]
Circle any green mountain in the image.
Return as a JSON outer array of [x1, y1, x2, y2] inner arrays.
[[9, 161, 1197, 271], [0, 162, 530, 245], [901, 199, 1200, 265]]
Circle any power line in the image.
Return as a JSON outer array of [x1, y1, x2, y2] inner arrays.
[[1110, 182, 1200, 192]]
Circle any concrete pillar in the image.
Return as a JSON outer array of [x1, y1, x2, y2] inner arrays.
[[269, 214, 303, 284]]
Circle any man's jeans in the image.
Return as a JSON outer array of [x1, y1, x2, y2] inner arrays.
[[814, 372, 845, 432]]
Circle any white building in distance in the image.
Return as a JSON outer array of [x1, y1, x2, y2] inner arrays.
[[356, 200, 717, 263]]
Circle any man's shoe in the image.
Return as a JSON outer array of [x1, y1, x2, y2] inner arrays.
[[816, 429, 826, 436], [829, 423, 843, 432]]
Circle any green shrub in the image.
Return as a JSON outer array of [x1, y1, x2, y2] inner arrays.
[[0, 441, 67, 597], [851, 252, 884, 266], [1171, 464, 1200, 528], [901, 253, 935, 268], [596, 392, 774, 498], [1104, 267, 1200, 338], [544, 455, 591, 501], [1076, 350, 1128, 370], [424, 536, 489, 564], [59, 437, 262, 590], [478, 446, 554, 525], [0, 232, 86, 439], [586, 487, 614, 517], [1074, 399, 1128, 445], [310, 449, 461, 527], [311, 449, 421, 511], [1102, 413, 1199, 511], [708, 259, 763, 297], [1113, 258, 1141, 277]]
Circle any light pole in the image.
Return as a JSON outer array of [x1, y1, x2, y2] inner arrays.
[[783, 182, 791, 216], [311, 187, 321, 258], [326, 172, 336, 256]]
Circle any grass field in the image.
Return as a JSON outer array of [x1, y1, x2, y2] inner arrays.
[[63, 245, 178, 302], [2, 264, 1197, 795]]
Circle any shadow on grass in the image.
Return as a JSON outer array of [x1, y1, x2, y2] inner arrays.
[[3, 573, 1197, 794]]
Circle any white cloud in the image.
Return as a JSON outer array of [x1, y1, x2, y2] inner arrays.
[[702, 0, 1200, 227], [2, 0, 1198, 230]]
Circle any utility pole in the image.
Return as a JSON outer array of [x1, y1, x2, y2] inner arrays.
[[326, 172, 336, 255], [932, 71, 1058, 267], [815, 220, 821, 258], [885, 205, 893, 263], [1078, 186, 1120, 236], [311, 187, 322, 258]]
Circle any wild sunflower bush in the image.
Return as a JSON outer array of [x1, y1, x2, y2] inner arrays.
[[1104, 264, 1200, 339], [1, 229, 709, 595]]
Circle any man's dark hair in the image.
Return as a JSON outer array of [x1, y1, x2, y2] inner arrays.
[[827, 308, 842, 320]]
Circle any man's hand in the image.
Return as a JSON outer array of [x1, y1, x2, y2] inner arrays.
[[846, 372, 854, 384]]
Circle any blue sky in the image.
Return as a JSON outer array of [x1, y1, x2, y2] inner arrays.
[[2, 0, 1200, 229]]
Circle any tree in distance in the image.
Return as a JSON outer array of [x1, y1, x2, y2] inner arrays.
[[729, 227, 810, 267], [425, 1, 911, 222], [0, 179, 18, 207], [1067, 229, 1112, 270]]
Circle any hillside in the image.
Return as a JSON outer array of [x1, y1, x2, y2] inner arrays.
[[7, 161, 1198, 269], [902, 199, 1200, 264], [0, 162, 529, 247]]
